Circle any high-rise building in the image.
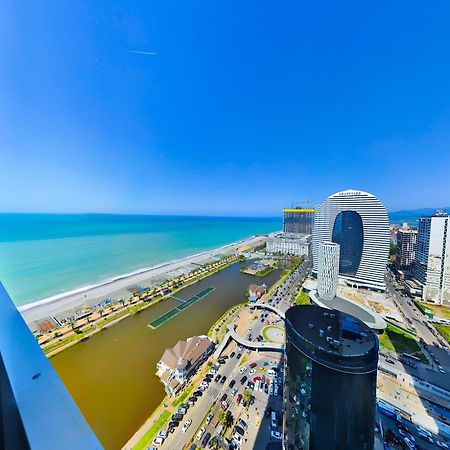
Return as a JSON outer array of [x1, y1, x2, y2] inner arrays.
[[283, 208, 315, 235], [413, 211, 450, 305], [317, 242, 340, 301], [395, 225, 418, 271], [312, 190, 389, 291], [284, 305, 379, 450]]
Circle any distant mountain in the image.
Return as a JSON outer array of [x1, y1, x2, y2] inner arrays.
[[388, 207, 450, 225]]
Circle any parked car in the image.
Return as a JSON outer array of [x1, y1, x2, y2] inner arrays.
[[229, 379, 236, 388], [271, 431, 282, 440], [240, 376, 247, 385], [182, 419, 192, 433]]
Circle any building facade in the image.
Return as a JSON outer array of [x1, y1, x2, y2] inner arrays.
[[156, 335, 214, 396], [413, 212, 450, 305], [312, 190, 390, 291], [317, 242, 340, 301], [283, 208, 315, 235], [395, 226, 418, 271], [267, 232, 311, 257], [284, 305, 378, 450]]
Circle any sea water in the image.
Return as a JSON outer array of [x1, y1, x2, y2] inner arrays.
[[0, 214, 280, 305]]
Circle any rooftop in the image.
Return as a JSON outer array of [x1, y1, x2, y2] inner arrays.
[[285, 305, 379, 374]]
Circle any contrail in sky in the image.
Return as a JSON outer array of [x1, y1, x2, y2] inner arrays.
[[127, 50, 157, 56]]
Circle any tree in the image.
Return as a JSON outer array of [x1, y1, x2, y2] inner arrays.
[[218, 411, 233, 430], [243, 388, 252, 406]]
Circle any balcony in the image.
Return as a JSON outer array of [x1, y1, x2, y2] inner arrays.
[[0, 283, 102, 449]]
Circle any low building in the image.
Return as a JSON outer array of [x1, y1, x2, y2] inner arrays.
[[404, 279, 423, 299], [266, 232, 311, 257], [156, 335, 214, 396], [248, 283, 267, 302]]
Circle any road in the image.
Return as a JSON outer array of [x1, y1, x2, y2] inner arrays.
[[385, 275, 450, 375]]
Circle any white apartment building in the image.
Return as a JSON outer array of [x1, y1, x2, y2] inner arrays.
[[312, 190, 390, 291], [413, 212, 450, 305], [317, 242, 340, 301], [266, 232, 311, 257]]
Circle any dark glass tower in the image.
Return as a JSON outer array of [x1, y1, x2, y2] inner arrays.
[[332, 211, 364, 276], [284, 305, 378, 450]]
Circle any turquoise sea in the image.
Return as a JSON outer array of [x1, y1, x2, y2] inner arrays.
[[0, 214, 280, 306]]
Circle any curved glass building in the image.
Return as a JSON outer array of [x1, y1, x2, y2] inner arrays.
[[284, 305, 378, 450], [312, 190, 389, 291]]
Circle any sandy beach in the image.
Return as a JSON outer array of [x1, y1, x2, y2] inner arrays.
[[19, 234, 268, 325]]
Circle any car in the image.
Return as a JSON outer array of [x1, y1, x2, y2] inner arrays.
[[196, 427, 206, 441], [182, 419, 192, 432], [239, 366, 247, 374], [238, 345, 243, 351], [201, 381, 209, 388], [234, 425, 245, 436], [438, 366, 446, 374], [168, 420, 179, 429], [198, 384, 207, 392], [188, 397, 197, 405], [220, 393, 228, 402], [240, 376, 247, 384], [152, 436, 164, 446], [236, 394, 242, 404], [271, 431, 282, 440], [157, 430, 168, 439], [250, 363, 257, 368], [202, 432, 211, 447], [193, 390, 203, 397], [221, 400, 229, 410], [205, 412, 214, 425], [230, 351, 235, 358], [220, 375, 227, 384], [229, 379, 236, 388], [172, 413, 183, 421], [233, 433, 243, 444], [238, 418, 248, 430], [437, 441, 449, 449], [236, 353, 242, 359], [249, 368, 256, 375], [403, 437, 415, 449], [218, 359, 226, 365], [177, 407, 187, 415], [247, 381, 254, 390], [215, 374, 221, 382]]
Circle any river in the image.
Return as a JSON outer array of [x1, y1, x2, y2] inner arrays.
[[51, 261, 281, 449]]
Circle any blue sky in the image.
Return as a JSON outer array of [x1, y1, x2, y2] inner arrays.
[[2, 1, 450, 216]]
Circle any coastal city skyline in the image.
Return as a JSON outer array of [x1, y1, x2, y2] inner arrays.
[[3, 2, 450, 215], [2, 2, 450, 449]]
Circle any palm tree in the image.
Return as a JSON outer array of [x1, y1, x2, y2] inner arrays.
[[218, 411, 233, 430], [243, 388, 252, 406]]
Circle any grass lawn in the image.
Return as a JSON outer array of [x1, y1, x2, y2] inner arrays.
[[261, 325, 285, 344], [255, 267, 275, 278], [295, 289, 310, 306], [378, 324, 427, 364], [172, 384, 194, 408], [133, 410, 171, 450], [435, 325, 450, 344], [419, 303, 450, 320]]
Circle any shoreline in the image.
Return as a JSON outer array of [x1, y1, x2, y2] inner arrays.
[[19, 234, 269, 325]]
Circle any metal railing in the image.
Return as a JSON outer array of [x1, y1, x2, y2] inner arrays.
[[0, 283, 102, 450]]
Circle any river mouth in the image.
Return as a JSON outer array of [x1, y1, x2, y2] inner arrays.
[[51, 261, 282, 449]]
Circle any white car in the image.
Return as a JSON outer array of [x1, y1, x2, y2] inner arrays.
[[196, 427, 206, 441], [271, 431, 282, 440], [438, 366, 445, 374], [239, 366, 247, 374], [249, 368, 256, 375], [157, 430, 167, 439], [152, 436, 164, 446], [182, 419, 192, 432], [437, 441, 449, 449]]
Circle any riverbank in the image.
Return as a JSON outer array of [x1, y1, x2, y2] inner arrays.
[[41, 253, 242, 357], [20, 234, 269, 327]]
